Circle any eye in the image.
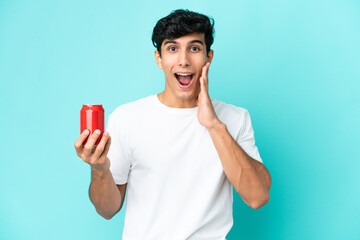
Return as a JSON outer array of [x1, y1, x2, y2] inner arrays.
[[190, 46, 200, 52], [168, 46, 177, 52]]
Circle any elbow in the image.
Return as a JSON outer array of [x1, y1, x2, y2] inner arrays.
[[100, 212, 116, 220], [96, 209, 118, 220], [249, 193, 270, 210], [101, 213, 114, 220], [94, 202, 123, 220]]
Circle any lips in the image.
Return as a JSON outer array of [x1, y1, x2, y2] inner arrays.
[[174, 73, 194, 89]]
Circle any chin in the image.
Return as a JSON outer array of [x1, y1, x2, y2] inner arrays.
[[177, 91, 198, 101]]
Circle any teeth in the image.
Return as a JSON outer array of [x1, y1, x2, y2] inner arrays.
[[176, 73, 192, 76]]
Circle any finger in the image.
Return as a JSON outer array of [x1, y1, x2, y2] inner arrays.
[[100, 135, 111, 158], [201, 63, 210, 91], [83, 129, 101, 157], [92, 131, 110, 159], [199, 77, 205, 91], [203, 73, 208, 92], [74, 129, 90, 156], [199, 77, 208, 97], [205, 62, 210, 90], [201, 72, 208, 91], [205, 61, 210, 71], [202, 62, 210, 78], [205, 62, 210, 76], [201, 64, 208, 80]]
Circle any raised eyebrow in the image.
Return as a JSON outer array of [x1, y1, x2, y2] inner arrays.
[[163, 40, 178, 46], [163, 40, 205, 46], [189, 40, 204, 46]]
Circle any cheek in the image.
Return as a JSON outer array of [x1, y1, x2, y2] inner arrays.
[[196, 62, 207, 76], [161, 64, 171, 76], [163, 69, 175, 84], [162, 63, 174, 75]]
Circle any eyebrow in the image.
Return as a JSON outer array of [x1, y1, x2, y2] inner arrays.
[[163, 39, 205, 46]]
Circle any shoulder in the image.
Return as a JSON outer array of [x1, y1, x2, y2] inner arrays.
[[110, 95, 155, 119], [211, 98, 250, 120]]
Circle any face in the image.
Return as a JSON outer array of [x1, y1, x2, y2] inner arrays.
[[155, 33, 214, 108]]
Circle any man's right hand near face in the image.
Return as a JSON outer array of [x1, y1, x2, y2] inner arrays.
[[74, 129, 125, 220]]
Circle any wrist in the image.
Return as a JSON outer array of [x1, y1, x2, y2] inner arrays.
[[90, 157, 111, 172], [91, 166, 110, 177], [206, 120, 225, 131]]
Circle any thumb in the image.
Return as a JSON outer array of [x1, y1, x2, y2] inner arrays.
[[200, 77, 205, 90]]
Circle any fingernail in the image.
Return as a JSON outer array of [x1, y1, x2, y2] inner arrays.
[[94, 129, 100, 134], [104, 131, 109, 136], [83, 129, 89, 135]]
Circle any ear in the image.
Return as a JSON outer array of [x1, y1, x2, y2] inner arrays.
[[154, 50, 163, 69], [206, 50, 214, 64]]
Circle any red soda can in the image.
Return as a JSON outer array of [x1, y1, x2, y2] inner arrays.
[[80, 105, 104, 145]]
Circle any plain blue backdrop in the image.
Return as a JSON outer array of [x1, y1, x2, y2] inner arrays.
[[1, 0, 359, 239]]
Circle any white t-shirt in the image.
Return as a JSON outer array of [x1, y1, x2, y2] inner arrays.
[[106, 94, 262, 240]]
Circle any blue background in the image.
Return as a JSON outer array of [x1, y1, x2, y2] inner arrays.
[[1, 0, 359, 239]]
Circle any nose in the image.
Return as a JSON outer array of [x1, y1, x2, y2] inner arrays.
[[177, 50, 190, 67]]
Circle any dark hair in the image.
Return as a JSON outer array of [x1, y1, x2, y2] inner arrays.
[[152, 9, 215, 57]]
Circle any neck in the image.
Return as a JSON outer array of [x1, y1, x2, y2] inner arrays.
[[157, 92, 197, 108]]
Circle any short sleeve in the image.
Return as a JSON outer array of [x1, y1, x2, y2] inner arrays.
[[106, 113, 131, 184], [236, 110, 263, 163]]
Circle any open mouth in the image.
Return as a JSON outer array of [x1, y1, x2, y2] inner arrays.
[[174, 73, 194, 88]]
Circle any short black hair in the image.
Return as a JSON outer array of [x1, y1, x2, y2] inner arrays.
[[152, 9, 215, 57]]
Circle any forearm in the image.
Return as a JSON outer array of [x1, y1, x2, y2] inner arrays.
[[207, 122, 271, 209], [89, 168, 122, 219]]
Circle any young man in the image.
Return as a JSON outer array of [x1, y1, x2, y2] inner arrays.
[[74, 9, 271, 240]]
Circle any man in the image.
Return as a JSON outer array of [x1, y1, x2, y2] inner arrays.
[[74, 9, 271, 240]]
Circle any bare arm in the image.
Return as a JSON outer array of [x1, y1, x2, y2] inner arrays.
[[207, 123, 271, 209], [75, 129, 126, 219], [89, 169, 126, 219], [196, 62, 271, 209]]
